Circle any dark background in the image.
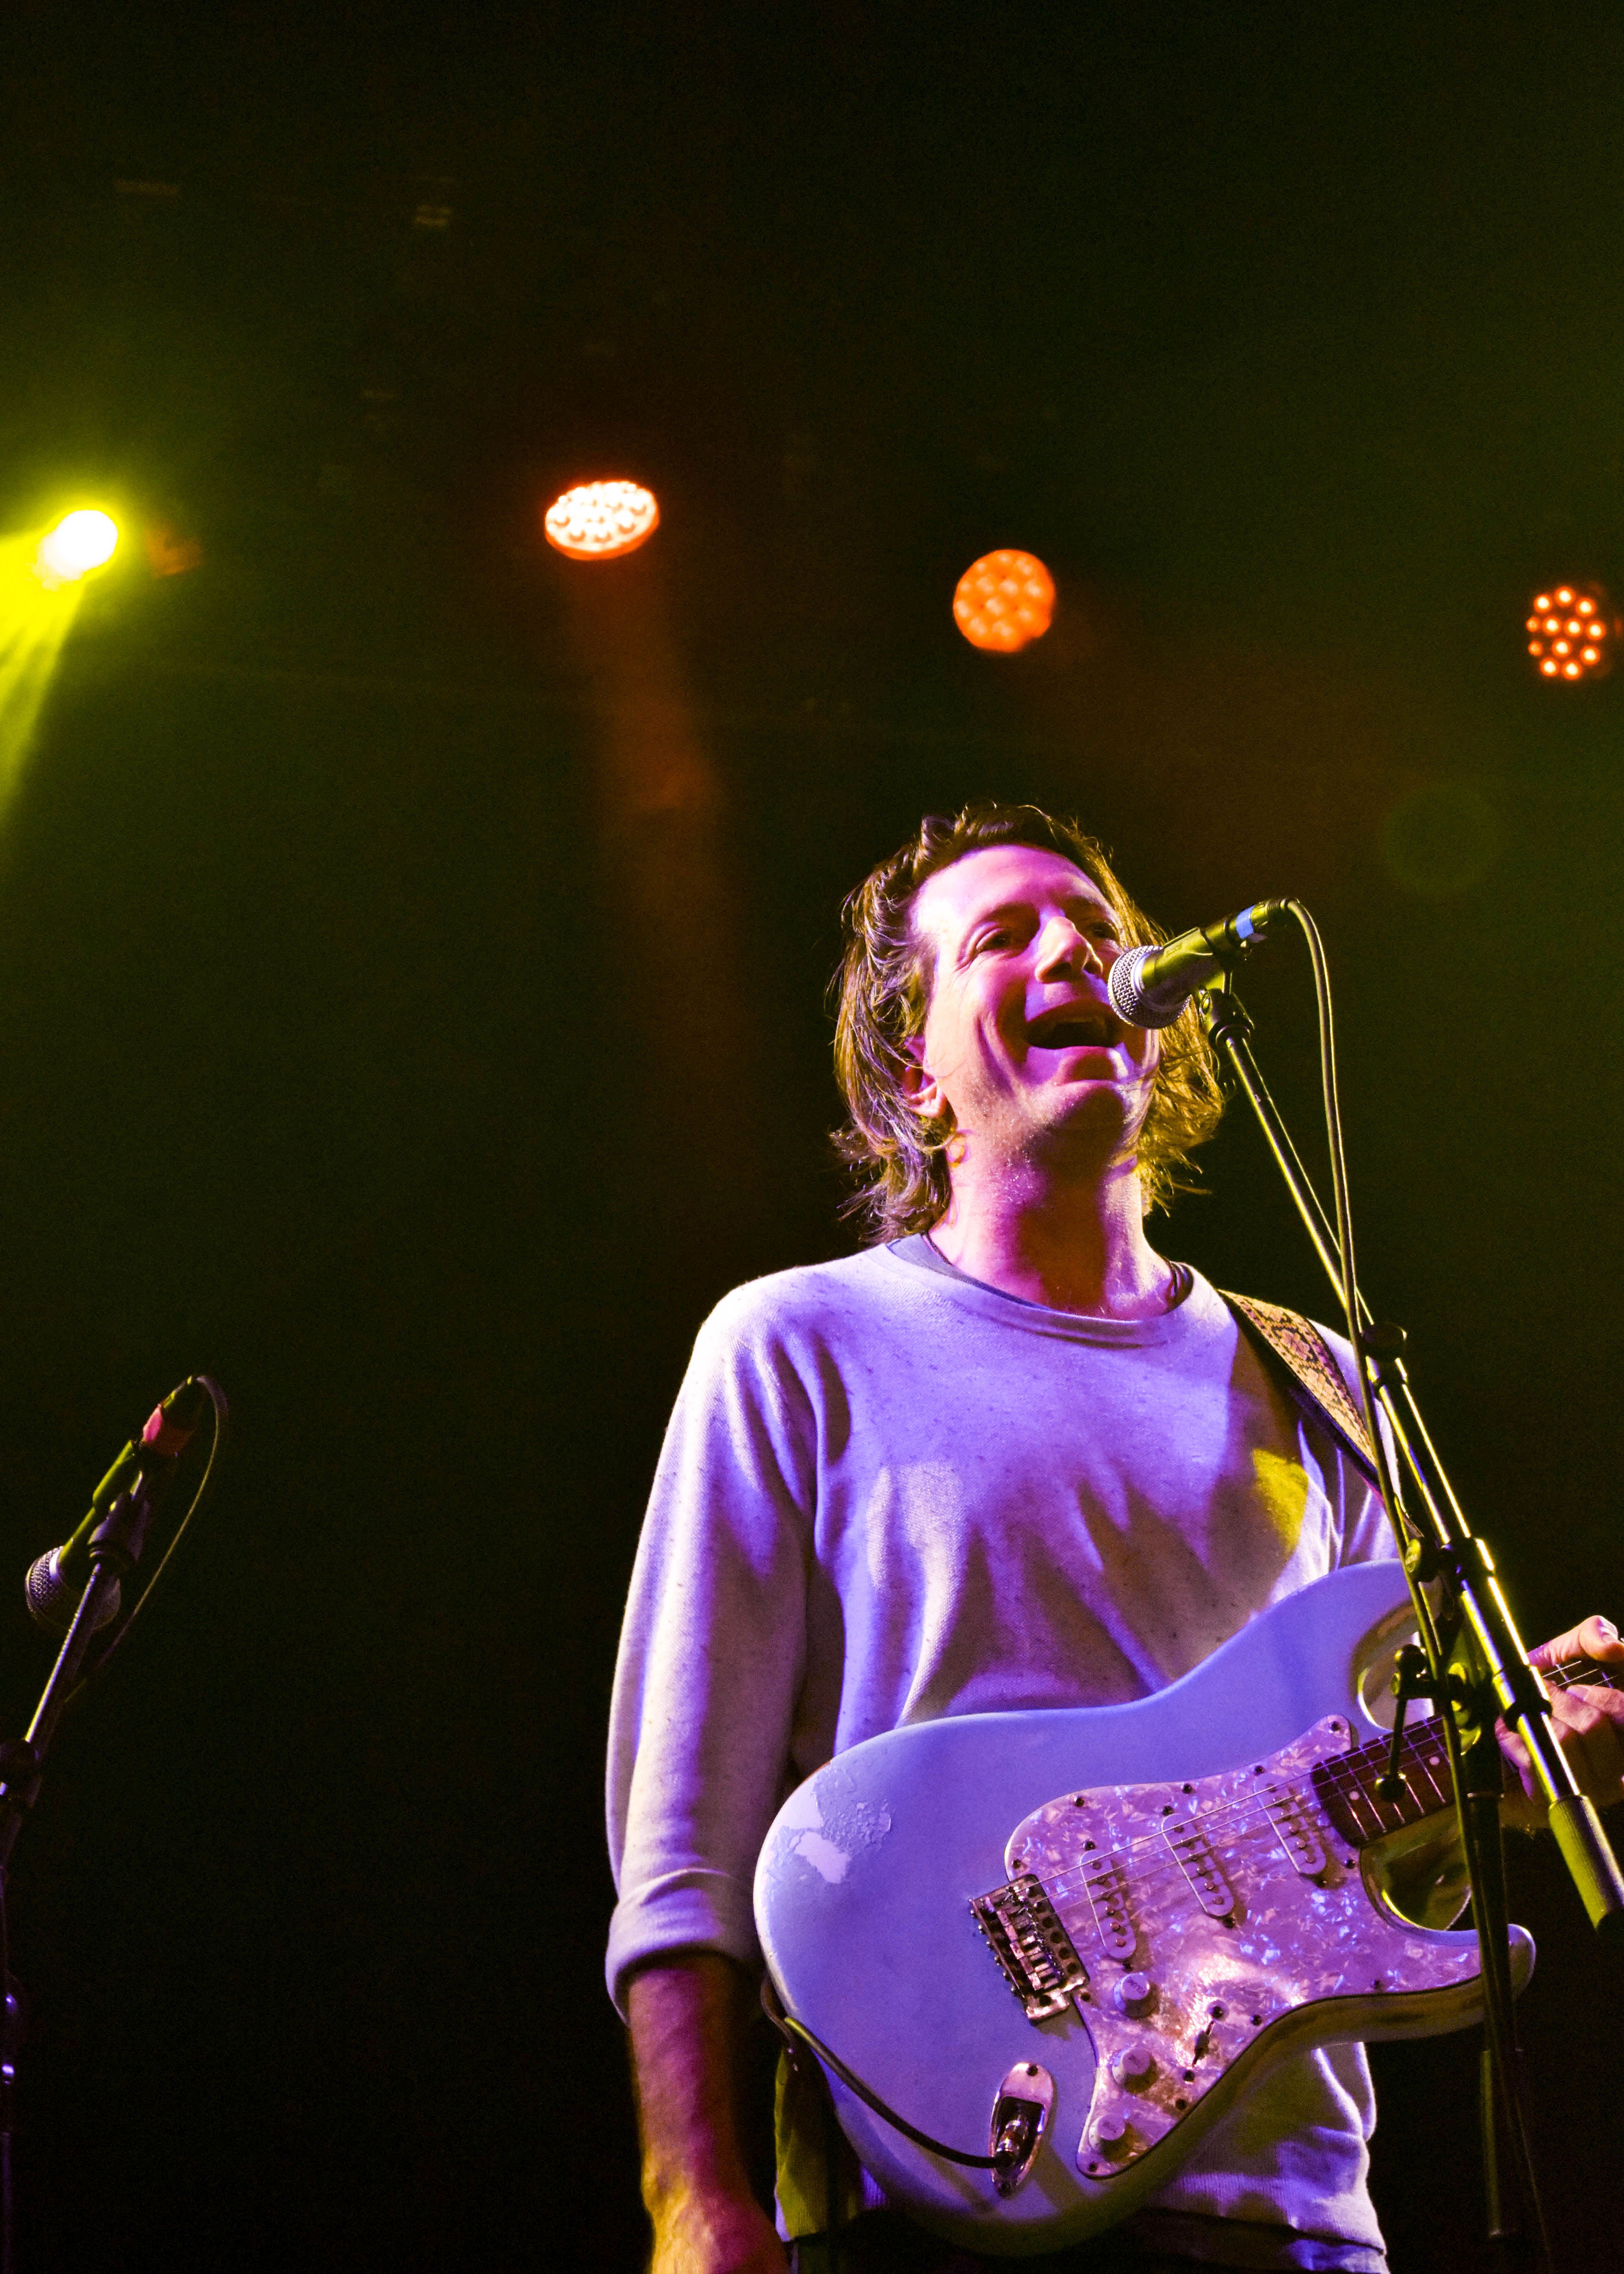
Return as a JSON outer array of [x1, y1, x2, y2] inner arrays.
[[0, 5, 1618, 2267]]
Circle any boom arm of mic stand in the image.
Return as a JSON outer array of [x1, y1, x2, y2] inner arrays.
[[1201, 983, 1624, 1940]]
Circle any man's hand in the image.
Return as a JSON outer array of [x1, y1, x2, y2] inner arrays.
[[626, 1952, 788, 2274], [1499, 1614, 1624, 1827]]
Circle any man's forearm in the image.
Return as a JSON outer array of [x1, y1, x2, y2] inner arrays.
[[628, 1952, 759, 2201], [626, 1951, 786, 2273]]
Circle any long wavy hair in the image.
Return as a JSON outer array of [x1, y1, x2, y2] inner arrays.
[[833, 801, 1225, 1241]]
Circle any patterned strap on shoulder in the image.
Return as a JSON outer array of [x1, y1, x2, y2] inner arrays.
[[1222, 1291, 1379, 1483]]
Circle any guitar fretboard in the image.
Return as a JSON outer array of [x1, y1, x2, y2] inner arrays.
[[1311, 1656, 1621, 1848]]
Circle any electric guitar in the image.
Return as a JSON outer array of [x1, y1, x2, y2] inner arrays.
[[753, 1562, 1613, 2255]]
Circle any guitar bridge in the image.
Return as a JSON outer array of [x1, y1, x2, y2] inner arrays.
[[971, 1872, 1088, 2021]]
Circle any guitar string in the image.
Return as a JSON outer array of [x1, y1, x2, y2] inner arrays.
[[1037, 1656, 1615, 1878], [1045, 1804, 1353, 1927], [1032, 1667, 1618, 1925], [1043, 1800, 1392, 1918], [1022, 1659, 1619, 1919], [1039, 1737, 1447, 1904], [1038, 1667, 1613, 1905], [1125, 1656, 1614, 1858], [1045, 1810, 1487, 1966], [1039, 1703, 1520, 1915]]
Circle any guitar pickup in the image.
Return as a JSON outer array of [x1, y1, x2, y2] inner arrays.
[[1077, 1850, 1136, 1959], [1259, 1781, 1328, 1880], [971, 1873, 1088, 2021], [1162, 1816, 1235, 1919]]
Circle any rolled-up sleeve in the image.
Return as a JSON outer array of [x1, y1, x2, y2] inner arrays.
[[605, 1288, 817, 2015]]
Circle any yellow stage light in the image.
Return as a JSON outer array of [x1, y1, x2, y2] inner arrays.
[[1526, 581, 1616, 682], [543, 481, 659, 561], [35, 510, 119, 589], [952, 550, 1055, 652], [0, 516, 112, 821]]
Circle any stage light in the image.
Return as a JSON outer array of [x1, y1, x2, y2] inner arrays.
[[34, 509, 119, 588], [1525, 582, 1616, 681], [543, 481, 659, 561], [952, 550, 1054, 652]]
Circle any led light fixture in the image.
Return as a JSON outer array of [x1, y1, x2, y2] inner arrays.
[[953, 550, 1054, 653], [1525, 583, 1616, 682], [544, 482, 659, 561]]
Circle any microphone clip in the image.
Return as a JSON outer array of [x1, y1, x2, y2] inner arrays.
[[85, 1488, 158, 1582], [1197, 971, 1253, 1044]]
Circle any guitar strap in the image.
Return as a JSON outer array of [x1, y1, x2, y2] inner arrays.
[[1221, 1291, 1380, 1486]]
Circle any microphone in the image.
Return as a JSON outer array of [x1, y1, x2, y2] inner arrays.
[[1108, 900, 1289, 1029], [25, 1379, 212, 1635]]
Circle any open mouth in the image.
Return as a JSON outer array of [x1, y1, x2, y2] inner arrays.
[[1024, 1005, 1119, 1051]]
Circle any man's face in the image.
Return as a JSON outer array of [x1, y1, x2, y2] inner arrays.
[[902, 842, 1158, 1171]]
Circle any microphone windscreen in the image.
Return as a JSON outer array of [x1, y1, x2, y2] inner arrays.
[[25, 1548, 121, 1636], [1108, 946, 1188, 1029]]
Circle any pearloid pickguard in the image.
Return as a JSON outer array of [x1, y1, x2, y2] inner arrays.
[[1006, 1712, 1482, 2179]]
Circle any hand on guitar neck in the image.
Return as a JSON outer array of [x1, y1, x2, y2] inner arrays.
[[1499, 1614, 1624, 1831]]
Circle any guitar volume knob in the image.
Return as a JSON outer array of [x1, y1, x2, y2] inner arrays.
[[1113, 1971, 1152, 2014], [1090, 2112, 1130, 2153], [1110, 2046, 1155, 2088]]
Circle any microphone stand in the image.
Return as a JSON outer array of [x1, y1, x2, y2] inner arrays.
[[1201, 974, 1624, 2270], [0, 1487, 155, 2274]]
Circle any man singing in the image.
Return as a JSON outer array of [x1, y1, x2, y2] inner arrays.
[[606, 801, 1623, 2274]]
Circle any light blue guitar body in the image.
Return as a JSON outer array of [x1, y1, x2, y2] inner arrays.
[[754, 1561, 1534, 2255]]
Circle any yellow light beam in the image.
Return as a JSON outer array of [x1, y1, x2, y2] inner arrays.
[[0, 532, 93, 822]]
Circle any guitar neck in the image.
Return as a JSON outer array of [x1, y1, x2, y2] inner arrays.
[[1312, 1656, 1621, 1848]]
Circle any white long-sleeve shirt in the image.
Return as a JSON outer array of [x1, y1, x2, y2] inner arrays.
[[607, 1241, 1399, 2272]]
